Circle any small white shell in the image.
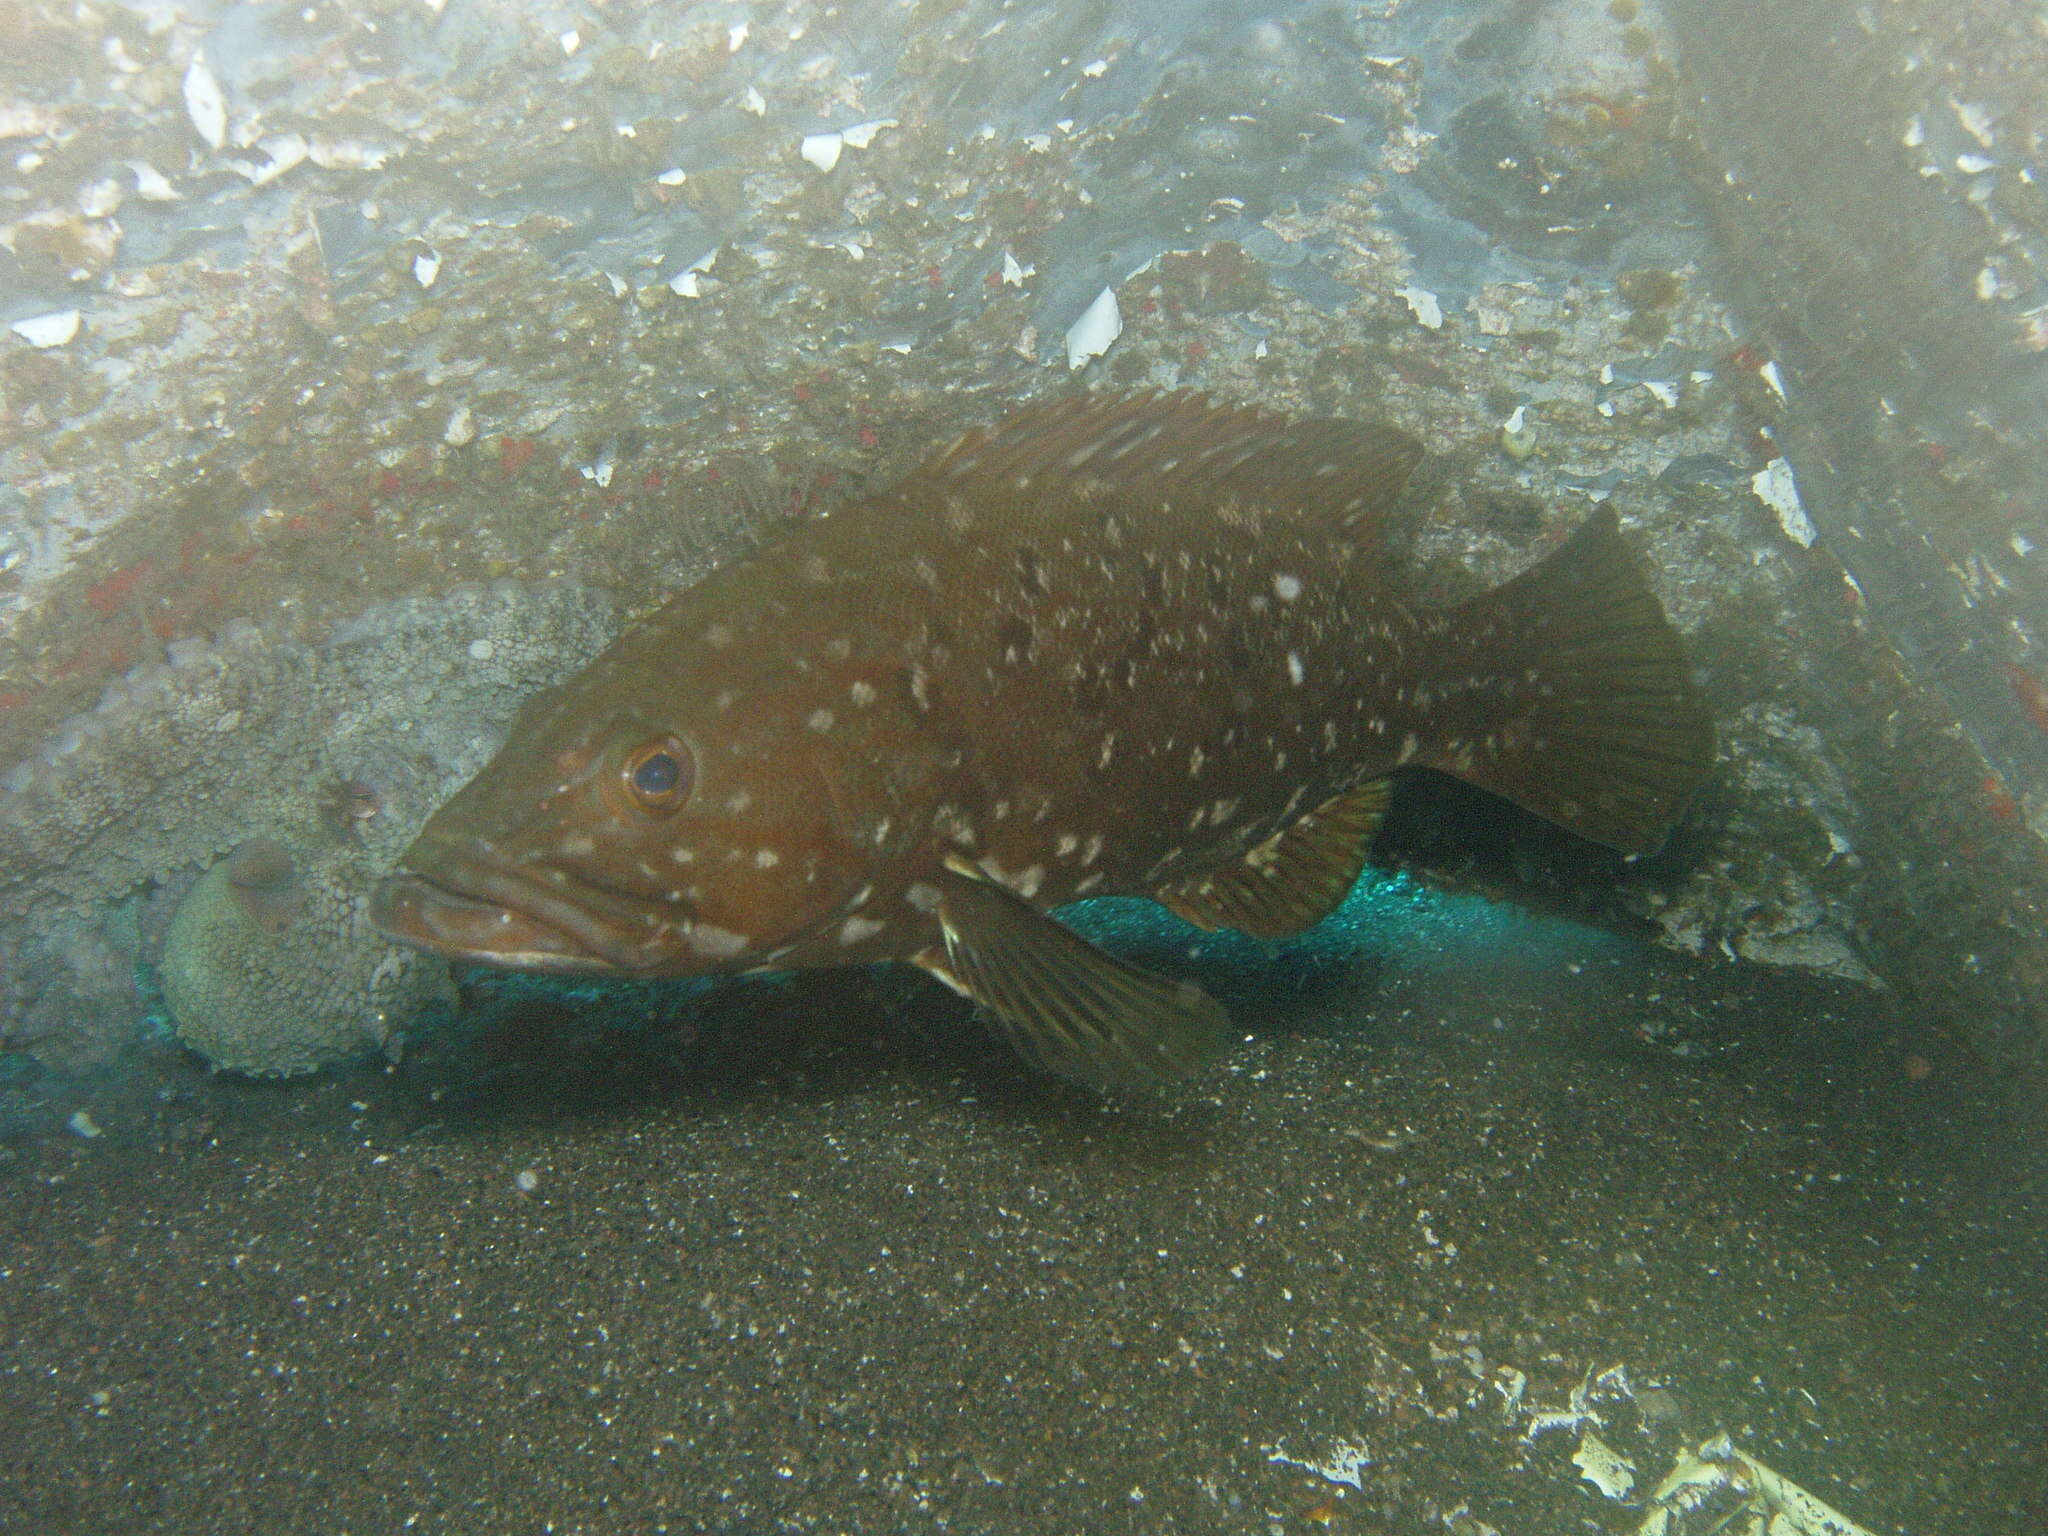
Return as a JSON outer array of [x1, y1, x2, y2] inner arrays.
[[80, 178, 122, 218], [839, 119, 896, 149], [1753, 457, 1816, 548], [130, 161, 179, 202], [1396, 284, 1443, 330], [801, 119, 896, 171], [1571, 1432, 1635, 1501], [11, 309, 81, 348], [799, 132, 842, 172], [1064, 287, 1121, 369], [183, 51, 227, 150]]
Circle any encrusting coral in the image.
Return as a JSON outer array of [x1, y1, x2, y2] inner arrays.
[[0, 580, 617, 1074]]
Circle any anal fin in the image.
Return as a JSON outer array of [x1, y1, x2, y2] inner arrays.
[[916, 856, 1233, 1092], [1158, 777, 1392, 939]]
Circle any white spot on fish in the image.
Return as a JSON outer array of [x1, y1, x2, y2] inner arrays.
[[669, 846, 696, 863], [560, 834, 595, 857], [754, 848, 781, 869], [1189, 744, 1206, 777], [839, 915, 886, 946], [1398, 733, 1419, 764], [1055, 833, 1079, 857], [705, 623, 733, 648], [725, 790, 754, 813], [907, 882, 942, 911], [1082, 833, 1104, 866], [1273, 573, 1302, 602], [807, 708, 836, 732], [849, 679, 877, 707], [1286, 652, 1305, 687], [687, 924, 751, 959]]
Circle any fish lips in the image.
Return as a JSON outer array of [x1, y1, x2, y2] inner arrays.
[[370, 842, 662, 973], [369, 871, 616, 973]]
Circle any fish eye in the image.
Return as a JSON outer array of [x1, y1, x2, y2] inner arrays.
[[621, 736, 693, 814]]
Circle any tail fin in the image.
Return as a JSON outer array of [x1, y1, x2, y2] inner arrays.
[[1440, 508, 1715, 855]]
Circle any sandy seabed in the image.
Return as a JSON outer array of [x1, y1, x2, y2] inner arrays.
[[0, 936, 2040, 1536]]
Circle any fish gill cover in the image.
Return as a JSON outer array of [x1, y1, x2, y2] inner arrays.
[[0, 0, 2043, 1103]]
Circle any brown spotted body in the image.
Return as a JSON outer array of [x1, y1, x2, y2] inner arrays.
[[373, 394, 1713, 1089]]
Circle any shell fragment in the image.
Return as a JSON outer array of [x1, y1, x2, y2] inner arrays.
[[800, 119, 897, 172], [1064, 287, 1121, 369], [11, 309, 81, 348], [1753, 457, 1816, 547], [183, 51, 227, 150], [1396, 284, 1443, 329], [1572, 1431, 1636, 1500]]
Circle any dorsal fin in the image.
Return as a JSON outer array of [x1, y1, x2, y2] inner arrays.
[[909, 391, 1424, 533]]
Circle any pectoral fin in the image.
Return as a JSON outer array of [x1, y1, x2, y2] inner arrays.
[[1157, 777, 1392, 939], [914, 857, 1233, 1091]]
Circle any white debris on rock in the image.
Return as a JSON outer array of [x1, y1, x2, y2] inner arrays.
[[231, 132, 309, 187], [1065, 286, 1121, 369], [1265, 1437, 1371, 1490], [1635, 1435, 1879, 1536], [800, 119, 897, 172], [1572, 1431, 1635, 1500], [10, 310, 81, 348], [800, 132, 842, 172], [130, 161, 179, 202], [183, 51, 227, 150], [1396, 283, 1443, 329], [1753, 458, 1816, 548]]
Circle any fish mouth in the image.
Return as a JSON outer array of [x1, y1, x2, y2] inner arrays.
[[370, 843, 662, 974]]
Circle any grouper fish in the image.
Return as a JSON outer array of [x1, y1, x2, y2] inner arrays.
[[371, 393, 1714, 1089]]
